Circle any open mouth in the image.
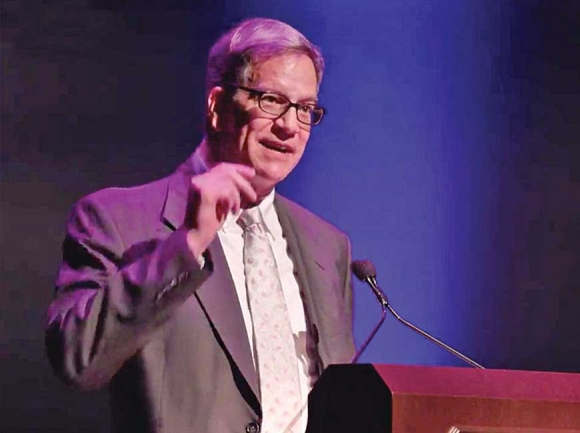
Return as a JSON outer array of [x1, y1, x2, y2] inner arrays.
[[260, 140, 291, 154]]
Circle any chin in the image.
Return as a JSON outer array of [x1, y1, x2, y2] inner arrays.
[[253, 171, 288, 195], [254, 159, 294, 181]]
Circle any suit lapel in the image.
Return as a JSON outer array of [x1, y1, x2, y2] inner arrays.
[[196, 238, 260, 401], [159, 158, 260, 402], [274, 195, 336, 368]]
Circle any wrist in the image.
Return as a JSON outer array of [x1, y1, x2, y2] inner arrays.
[[184, 228, 213, 262]]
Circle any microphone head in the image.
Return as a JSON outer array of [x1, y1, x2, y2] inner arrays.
[[351, 259, 377, 281]]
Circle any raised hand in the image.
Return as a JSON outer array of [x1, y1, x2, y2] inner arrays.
[[182, 163, 257, 258]]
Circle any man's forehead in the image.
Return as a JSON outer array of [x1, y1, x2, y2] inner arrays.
[[248, 54, 319, 100]]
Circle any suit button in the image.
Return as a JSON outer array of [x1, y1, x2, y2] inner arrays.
[[245, 421, 260, 433]]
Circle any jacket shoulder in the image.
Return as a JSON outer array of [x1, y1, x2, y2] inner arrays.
[[275, 194, 348, 241], [79, 176, 170, 209], [66, 175, 174, 237]]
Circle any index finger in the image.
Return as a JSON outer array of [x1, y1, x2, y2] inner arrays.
[[229, 163, 256, 179]]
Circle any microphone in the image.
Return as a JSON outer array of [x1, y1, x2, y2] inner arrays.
[[351, 259, 484, 369], [349, 260, 388, 363]]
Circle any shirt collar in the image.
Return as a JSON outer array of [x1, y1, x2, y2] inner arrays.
[[255, 188, 278, 235], [220, 188, 277, 234]]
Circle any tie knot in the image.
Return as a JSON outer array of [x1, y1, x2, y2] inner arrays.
[[238, 207, 263, 231]]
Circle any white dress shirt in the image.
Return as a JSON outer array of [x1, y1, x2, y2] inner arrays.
[[218, 190, 312, 432]]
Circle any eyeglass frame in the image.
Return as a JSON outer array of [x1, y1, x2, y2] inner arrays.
[[227, 85, 326, 126]]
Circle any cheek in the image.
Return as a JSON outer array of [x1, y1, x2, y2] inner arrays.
[[245, 119, 273, 145], [296, 131, 311, 153], [237, 126, 249, 148], [236, 122, 260, 153]]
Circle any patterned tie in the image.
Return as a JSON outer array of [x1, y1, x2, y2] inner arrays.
[[238, 208, 302, 433]]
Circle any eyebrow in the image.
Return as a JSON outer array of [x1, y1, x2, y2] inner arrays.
[[259, 87, 319, 104]]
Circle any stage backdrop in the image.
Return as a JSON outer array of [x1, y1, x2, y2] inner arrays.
[[2, 0, 579, 431]]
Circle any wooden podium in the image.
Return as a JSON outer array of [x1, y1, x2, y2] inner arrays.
[[306, 364, 580, 433]]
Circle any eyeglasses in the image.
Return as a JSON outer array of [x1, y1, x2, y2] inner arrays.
[[231, 85, 325, 126]]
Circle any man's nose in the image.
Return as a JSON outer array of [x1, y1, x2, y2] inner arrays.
[[275, 106, 301, 136]]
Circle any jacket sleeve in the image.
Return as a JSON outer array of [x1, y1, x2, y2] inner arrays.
[[45, 193, 212, 391]]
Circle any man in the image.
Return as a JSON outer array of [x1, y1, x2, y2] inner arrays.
[[46, 17, 355, 433]]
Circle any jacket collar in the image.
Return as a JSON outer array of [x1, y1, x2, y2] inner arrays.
[[160, 151, 203, 231]]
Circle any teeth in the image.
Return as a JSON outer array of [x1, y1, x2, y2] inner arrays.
[[262, 141, 288, 152]]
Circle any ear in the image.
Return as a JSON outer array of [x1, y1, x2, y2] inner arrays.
[[207, 86, 225, 131]]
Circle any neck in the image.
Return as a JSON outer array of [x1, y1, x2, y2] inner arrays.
[[197, 137, 217, 168]]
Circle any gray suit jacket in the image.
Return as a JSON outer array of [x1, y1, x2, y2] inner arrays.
[[46, 155, 355, 433]]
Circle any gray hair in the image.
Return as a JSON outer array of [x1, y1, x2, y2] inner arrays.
[[206, 17, 325, 92]]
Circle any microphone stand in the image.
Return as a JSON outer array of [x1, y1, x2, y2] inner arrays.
[[350, 304, 387, 364], [361, 274, 484, 369], [385, 302, 484, 369]]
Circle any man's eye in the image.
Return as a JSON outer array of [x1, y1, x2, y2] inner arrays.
[[261, 94, 286, 105], [299, 105, 315, 114]]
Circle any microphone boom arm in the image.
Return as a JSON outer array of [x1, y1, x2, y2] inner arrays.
[[365, 275, 484, 369], [385, 302, 484, 369]]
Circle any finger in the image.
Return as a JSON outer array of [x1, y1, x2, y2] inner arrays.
[[224, 163, 256, 180], [215, 199, 228, 224], [222, 183, 243, 216], [215, 191, 237, 223], [228, 171, 258, 204], [231, 189, 242, 214]]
